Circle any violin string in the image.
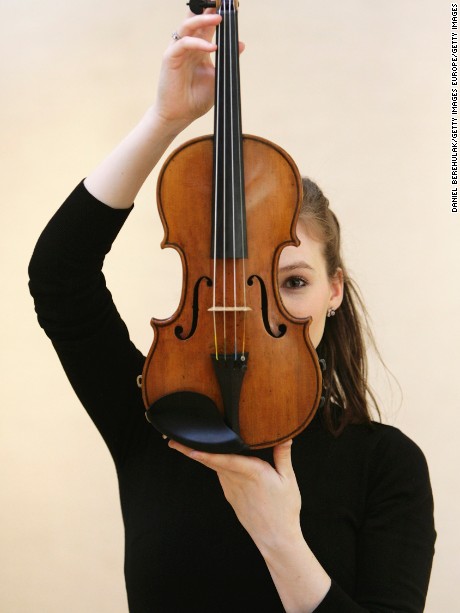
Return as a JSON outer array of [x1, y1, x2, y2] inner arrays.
[[222, 4, 227, 359], [212, 4, 223, 361], [230, 5, 238, 361], [233, 3, 248, 358]]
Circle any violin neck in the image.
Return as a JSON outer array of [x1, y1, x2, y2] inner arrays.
[[212, 0, 248, 260]]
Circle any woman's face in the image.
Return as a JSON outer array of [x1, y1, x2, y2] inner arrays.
[[278, 223, 343, 348]]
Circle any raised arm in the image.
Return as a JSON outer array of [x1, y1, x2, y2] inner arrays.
[[28, 11, 227, 461]]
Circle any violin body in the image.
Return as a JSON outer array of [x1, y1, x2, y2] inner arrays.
[[142, 134, 321, 449], [142, 0, 321, 452]]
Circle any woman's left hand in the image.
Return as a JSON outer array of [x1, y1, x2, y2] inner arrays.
[[169, 438, 331, 611], [168, 438, 304, 557]]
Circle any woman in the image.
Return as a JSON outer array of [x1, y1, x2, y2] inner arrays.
[[28, 11, 435, 613]]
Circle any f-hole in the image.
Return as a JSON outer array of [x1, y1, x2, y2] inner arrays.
[[247, 275, 287, 338], [175, 276, 213, 340]]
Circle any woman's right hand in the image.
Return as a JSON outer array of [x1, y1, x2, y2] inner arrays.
[[85, 10, 243, 208], [154, 10, 243, 134]]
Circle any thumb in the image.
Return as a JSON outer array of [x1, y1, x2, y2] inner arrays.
[[273, 439, 294, 477]]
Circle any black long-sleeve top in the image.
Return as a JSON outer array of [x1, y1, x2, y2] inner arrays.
[[28, 182, 436, 612]]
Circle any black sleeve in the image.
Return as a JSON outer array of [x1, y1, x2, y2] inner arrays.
[[28, 181, 148, 465], [316, 428, 436, 612]]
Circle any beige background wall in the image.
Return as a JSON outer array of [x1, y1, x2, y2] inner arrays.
[[1, 0, 457, 610]]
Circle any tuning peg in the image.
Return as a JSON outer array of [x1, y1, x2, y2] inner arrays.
[[187, 0, 217, 15]]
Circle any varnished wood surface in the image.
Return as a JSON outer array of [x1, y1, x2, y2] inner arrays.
[[142, 135, 322, 448]]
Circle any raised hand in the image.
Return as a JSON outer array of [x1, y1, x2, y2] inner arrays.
[[154, 12, 222, 131]]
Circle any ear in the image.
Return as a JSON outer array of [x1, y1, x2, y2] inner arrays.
[[329, 267, 344, 310]]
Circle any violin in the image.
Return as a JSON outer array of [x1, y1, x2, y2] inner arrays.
[[142, 0, 322, 453]]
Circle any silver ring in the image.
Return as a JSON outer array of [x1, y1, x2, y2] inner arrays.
[[171, 31, 182, 42]]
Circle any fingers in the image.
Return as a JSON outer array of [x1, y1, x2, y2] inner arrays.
[[272, 440, 294, 477], [167, 36, 217, 64], [173, 13, 222, 44], [168, 439, 293, 479], [166, 14, 221, 64], [168, 34, 245, 63], [169, 12, 245, 61], [168, 440, 264, 475]]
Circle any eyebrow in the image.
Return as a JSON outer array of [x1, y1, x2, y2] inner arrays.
[[278, 261, 315, 273]]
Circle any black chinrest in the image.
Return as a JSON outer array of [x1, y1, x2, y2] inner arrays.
[[145, 391, 248, 454]]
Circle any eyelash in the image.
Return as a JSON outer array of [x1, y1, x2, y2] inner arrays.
[[281, 276, 309, 290]]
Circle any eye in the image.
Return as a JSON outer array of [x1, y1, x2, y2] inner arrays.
[[281, 276, 309, 290]]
